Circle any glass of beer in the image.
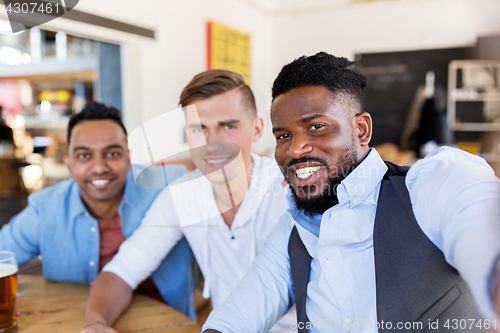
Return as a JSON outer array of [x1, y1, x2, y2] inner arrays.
[[0, 252, 17, 333]]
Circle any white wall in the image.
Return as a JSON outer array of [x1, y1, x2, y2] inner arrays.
[[0, 0, 276, 163], [90, 0, 277, 163], [273, 0, 500, 75], [135, 0, 277, 162], [3, 0, 499, 162]]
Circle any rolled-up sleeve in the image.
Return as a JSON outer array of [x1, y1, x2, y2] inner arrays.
[[102, 188, 185, 289], [406, 147, 500, 321], [203, 214, 295, 333]]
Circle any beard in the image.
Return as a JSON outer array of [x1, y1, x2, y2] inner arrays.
[[288, 145, 358, 217]]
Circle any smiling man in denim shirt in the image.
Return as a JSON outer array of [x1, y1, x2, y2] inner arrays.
[[0, 102, 195, 319]]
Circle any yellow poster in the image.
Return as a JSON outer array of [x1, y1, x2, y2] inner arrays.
[[207, 22, 251, 85]]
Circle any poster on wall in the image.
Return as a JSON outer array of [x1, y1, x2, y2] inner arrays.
[[207, 22, 251, 85]]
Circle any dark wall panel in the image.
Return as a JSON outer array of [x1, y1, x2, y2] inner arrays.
[[355, 47, 476, 145], [97, 41, 123, 114]]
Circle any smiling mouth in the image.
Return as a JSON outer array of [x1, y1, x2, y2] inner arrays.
[[295, 166, 320, 179], [206, 157, 230, 165], [90, 179, 111, 186], [203, 155, 236, 169]]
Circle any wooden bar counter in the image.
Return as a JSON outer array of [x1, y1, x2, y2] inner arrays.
[[15, 275, 201, 333]]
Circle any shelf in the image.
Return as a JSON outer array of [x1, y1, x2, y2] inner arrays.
[[452, 123, 500, 132], [448, 60, 500, 132], [0, 57, 96, 80], [450, 91, 500, 102], [0, 71, 95, 83], [449, 60, 500, 69]]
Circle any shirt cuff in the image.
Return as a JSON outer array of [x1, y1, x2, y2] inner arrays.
[[202, 305, 252, 333], [101, 262, 140, 290]]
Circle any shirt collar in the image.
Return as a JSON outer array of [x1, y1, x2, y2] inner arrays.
[[247, 152, 265, 196], [336, 148, 387, 209], [69, 180, 88, 219], [120, 169, 137, 208], [230, 152, 264, 228], [286, 193, 322, 237]]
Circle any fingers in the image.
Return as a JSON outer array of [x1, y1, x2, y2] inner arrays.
[[80, 323, 118, 333]]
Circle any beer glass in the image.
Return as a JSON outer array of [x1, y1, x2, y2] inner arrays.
[[0, 252, 17, 333]]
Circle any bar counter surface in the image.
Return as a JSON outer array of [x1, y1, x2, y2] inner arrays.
[[15, 275, 201, 333]]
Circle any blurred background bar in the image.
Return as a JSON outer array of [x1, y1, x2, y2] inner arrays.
[[1, 1, 499, 324], [0, 0, 499, 221]]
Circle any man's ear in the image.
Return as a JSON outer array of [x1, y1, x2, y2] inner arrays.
[[354, 112, 372, 147], [126, 148, 132, 169], [63, 154, 72, 177], [252, 116, 264, 143]]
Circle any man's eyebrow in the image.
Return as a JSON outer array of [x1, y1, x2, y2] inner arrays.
[[299, 114, 328, 123], [272, 114, 328, 133], [218, 119, 240, 126], [103, 144, 125, 150], [73, 146, 90, 152], [72, 145, 124, 152], [187, 119, 240, 128]]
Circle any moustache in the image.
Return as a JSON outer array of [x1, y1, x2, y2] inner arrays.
[[284, 156, 329, 176], [84, 173, 116, 181]]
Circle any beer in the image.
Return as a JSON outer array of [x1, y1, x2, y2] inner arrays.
[[0, 252, 17, 333]]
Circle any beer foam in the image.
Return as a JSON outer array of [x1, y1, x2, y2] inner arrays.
[[0, 264, 17, 278]]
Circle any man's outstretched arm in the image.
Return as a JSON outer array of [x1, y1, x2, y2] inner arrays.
[[407, 147, 500, 321], [80, 272, 133, 333], [202, 214, 294, 333]]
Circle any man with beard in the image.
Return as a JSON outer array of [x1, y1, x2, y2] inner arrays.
[[0, 102, 194, 317], [203, 53, 500, 333], [81, 70, 294, 333]]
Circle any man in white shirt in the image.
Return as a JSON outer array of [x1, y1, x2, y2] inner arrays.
[[80, 70, 294, 333], [203, 53, 500, 332]]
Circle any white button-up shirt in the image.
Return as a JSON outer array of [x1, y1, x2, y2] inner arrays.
[[203, 147, 500, 333], [103, 153, 290, 308]]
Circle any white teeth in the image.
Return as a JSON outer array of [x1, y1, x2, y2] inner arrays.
[[92, 179, 110, 186], [295, 166, 320, 179], [207, 158, 228, 164]]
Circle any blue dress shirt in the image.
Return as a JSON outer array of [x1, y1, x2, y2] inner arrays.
[[203, 147, 500, 332], [0, 164, 196, 319]]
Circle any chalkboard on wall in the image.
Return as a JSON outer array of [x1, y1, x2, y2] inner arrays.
[[355, 47, 477, 146]]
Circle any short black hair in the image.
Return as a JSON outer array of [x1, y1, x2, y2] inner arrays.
[[272, 52, 367, 114], [67, 102, 127, 146]]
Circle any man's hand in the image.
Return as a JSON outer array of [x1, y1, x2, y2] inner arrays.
[[80, 322, 118, 333]]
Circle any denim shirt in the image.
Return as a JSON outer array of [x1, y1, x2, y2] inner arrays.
[[0, 164, 195, 319]]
